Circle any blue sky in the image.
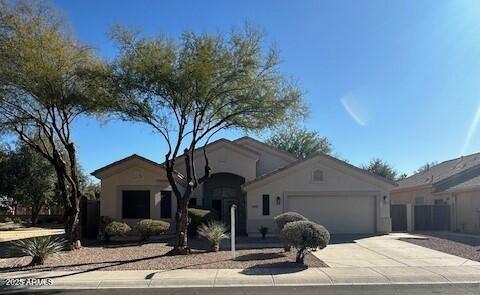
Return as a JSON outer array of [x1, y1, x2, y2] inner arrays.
[[51, 0, 480, 178]]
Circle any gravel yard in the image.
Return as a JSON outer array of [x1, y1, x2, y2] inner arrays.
[[401, 232, 480, 262], [0, 238, 326, 272]]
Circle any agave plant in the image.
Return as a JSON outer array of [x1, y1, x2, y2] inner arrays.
[[197, 221, 230, 252], [11, 236, 66, 265]]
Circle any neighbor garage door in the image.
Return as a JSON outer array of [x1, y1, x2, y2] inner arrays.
[[287, 195, 376, 234]]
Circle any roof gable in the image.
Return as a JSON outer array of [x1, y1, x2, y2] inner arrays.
[[234, 136, 298, 162], [91, 154, 183, 181], [397, 152, 480, 189], [243, 153, 396, 190]]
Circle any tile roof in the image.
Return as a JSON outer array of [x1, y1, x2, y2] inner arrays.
[[398, 152, 480, 188], [443, 174, 480, 192]]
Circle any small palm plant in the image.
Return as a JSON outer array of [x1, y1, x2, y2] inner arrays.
[[197, 221, 230, 252], [11, 236, 66, 266]]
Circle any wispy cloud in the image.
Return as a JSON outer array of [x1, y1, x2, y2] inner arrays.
[[461, 101, 480, 155], [340, 94, 368, 126]]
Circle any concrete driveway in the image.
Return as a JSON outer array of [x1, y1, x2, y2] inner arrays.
[[313, 233, 480, 268]]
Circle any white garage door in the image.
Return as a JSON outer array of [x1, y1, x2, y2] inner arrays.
[[287, 195, 376, 234]]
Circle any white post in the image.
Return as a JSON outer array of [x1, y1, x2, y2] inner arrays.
[[231, 204, 236, 259]]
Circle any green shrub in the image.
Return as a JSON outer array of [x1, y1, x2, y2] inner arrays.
[[274, 212, 308, 231], [280, 220, 330, 264], [11, 236, 66, 265], [198, 221, 230, 252], [12, 217, 22, 224], [259, 226, 269, 239], [104, 221, 131, 241], [274, 212, 308, 251], [3, 216, 12, 223], [136, 219, 170, 241], [188, 208, 218, 236], [98, 216, 115, 241]]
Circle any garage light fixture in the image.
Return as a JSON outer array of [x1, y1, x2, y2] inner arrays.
[[276, 196, 281, 205]]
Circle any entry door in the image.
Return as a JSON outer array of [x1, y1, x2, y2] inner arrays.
[[212, 187, 237, 222]]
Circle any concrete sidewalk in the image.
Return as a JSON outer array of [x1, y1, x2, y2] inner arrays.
[[2, 265, 480, 290]]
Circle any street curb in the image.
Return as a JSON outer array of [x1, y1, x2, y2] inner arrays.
[[3, 279, 480, 291]]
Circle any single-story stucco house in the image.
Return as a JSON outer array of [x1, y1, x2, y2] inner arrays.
[[391, 153, 480, 234], [92, 137, 395, 236]]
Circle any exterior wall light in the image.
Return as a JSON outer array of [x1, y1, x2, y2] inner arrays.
[[276, 196, 281, 205]]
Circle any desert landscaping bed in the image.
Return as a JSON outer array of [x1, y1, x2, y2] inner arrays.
[[0, 238, 326, 272], [401, 232, 480, 262]]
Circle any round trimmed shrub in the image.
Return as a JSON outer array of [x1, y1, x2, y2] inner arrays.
[[280, 220, 330, 264], [136, 219, 170, 241], [104, 221, 131, 241], [274, 212, 308, 231], [274, 212, 308, 251], [98, 216, 115, 241]]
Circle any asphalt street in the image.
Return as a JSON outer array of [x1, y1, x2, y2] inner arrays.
[[3, 284, 480, 295]]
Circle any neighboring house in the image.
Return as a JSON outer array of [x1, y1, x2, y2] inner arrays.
[[391, 153, 480, 233], [92, 137, 395, 236]]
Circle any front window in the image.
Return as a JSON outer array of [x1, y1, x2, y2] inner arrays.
[[160, 191, 172, 218], [262, 194, 270, 216], [122, 190, 150, 219]]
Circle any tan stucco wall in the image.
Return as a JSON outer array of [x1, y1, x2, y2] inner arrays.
[[453, 190, 480, 233], [235, 140, 296, 176], [244, 157, 391, 236], [390, 186, 437, 205], [99, 159, 178, 228]]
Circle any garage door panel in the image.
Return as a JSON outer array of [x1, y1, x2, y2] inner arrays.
[[287, 195, 375, 234]]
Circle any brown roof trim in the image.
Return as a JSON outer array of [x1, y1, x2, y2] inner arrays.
[[233, 136, 298, 161], [243, 153, 397, 189], [91, 154, 184, 180]]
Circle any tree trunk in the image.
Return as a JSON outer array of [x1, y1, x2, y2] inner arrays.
[[296, 248, 306, 264], [172, 197, 190, 255], [30, 204, 42, 227], [64, 143, 83, 250], [64, 205, 81, 249], [53, 152, 82, 250], [165, 149, 195, 255]]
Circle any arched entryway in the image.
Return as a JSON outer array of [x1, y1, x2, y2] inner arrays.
[[203, 173, 246, 234]]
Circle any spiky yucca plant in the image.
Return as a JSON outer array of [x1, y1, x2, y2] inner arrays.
[[11, 236, 66, 265], [197, 221, 230, 252]]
